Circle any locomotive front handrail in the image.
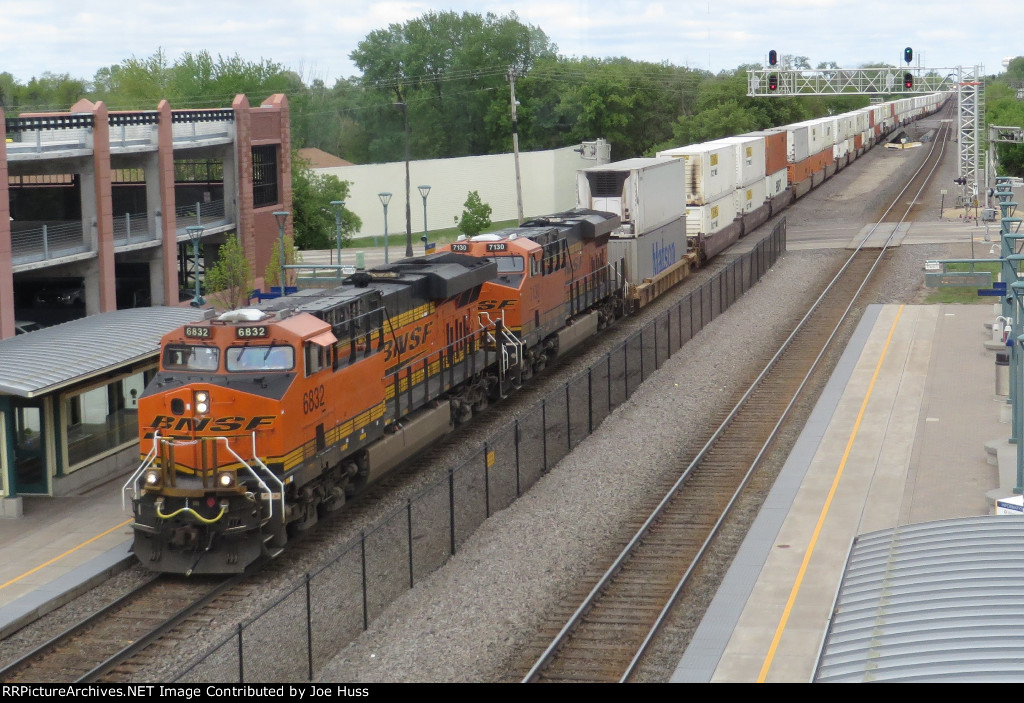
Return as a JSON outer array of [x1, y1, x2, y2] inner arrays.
[[123, 430, 161, 510], [215, 434, 285, 522]]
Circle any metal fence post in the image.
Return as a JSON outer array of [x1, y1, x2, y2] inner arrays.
[[565, 384, 571, 451], [514, 419, 521, 497], [588, 367, 593, 435], [449, 468, 456, 555], [305, 573, 313, 680], [360, 530, 368, 630], [407, 500, 414, 588], [484, 442, 491, 518], [541, 400, 548, 472], [237, 623, 244, 683]]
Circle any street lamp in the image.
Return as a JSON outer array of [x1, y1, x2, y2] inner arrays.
[[273, 210, 290, 295], [378, 193, 392, 265], [186, 225, 205, 307], [330, 200, 345, 267], [418, 185, 431, 254]]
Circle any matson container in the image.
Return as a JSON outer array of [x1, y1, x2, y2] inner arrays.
[[706, 136, 766, 188], [735, 179, 767, 215], [685, 191, 736, 237], [608, 216, 689, 285], [657, 143, 737, 205], [765, 168, 788, 197]]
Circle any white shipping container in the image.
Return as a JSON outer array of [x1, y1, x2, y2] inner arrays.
[[607, 216, 689, 285], [735, 179, 767, 215], [708, 136, 766, 188], [685, 191, 736, 237], [656, 143, 736, 205], [765, 168, 788, 197], [833, 139, 849, 161], [576, 157, 685, 236], [772, 125, 809, 164]]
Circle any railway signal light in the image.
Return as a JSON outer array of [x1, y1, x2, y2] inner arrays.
[[904, 72, 913, 89], [904, 47, 913, 64], [768, 50, 777, 66], [768, 74, 778, 91]]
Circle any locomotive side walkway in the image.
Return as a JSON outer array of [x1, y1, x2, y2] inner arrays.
[[673, 302, 1010, 682]]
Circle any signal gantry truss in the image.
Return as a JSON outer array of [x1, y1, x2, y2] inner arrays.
[[748, 65, 984, 198]]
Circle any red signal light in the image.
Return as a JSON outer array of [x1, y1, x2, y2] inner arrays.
[[904, 72, 913, 89], [768, 74, 778, 91], [768, 50, 777, 67]]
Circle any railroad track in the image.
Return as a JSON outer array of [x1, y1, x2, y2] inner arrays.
[[0, 574, 239, 683], [518, 108, 954, 683]]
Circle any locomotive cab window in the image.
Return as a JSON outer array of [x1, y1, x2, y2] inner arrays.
[[163, 344, 219, 372], [226, 345, 294, 372], [305, 342, 333, 376]]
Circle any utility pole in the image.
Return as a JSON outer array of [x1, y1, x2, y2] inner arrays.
[[509, 68, 524, 225]]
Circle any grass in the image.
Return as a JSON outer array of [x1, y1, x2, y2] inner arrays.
[[347, 218, 521, 250], [923, 261, 1002, 304]]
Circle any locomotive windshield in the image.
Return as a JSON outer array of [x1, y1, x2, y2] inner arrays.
[[226, 345, 295, 372], [163, 344, 220, 371], [485, 255, 524, 273]]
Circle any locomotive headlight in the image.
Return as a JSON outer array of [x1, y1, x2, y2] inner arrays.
[[217, 471, 235, 488], [144, 469, 161, 487], [194, 390, 210, 415]]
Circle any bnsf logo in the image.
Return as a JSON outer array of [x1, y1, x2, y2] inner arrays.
[[478, 299, 516, 311], [148, 415, 276, 432], [382, 321, 434, 362]]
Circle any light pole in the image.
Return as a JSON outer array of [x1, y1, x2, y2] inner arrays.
[[418, 185, 431, 254], [185, 225, 205, 307], [378, 193, 392, 265], [273, 210, 290, 295], [397, 101, 413, 257], [330, 200, 345, 268]]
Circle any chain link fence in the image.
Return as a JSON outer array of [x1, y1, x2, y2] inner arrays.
[[176, 220, 787, 682]]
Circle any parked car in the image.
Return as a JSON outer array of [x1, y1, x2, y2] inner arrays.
[[34, 282, 84, 307]]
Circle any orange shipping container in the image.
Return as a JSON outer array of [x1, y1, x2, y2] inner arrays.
[[854, 134, 863, 150], [761, 131, 787, 175], [787, 159, 810, 184]]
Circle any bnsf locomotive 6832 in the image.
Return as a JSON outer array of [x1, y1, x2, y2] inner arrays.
[[125, 209, 622, 574]]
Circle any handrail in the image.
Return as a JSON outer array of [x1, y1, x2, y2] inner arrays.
[[122, 430, 160, 510]]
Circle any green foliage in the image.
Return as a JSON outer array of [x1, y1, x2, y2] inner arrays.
[[457, 191, 492, 236], [290, 154, 361, 250], [264, 234, 301, 290], [986, 74, 1024, 177], [204, 234, 253, 310]]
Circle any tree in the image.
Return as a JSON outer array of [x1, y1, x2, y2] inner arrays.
[[290, 154, 361, 250], [457, 191, 492, 236], [264, 234, 301, 290], [204, 234, 254, 310], [350, 10, 557, 161]]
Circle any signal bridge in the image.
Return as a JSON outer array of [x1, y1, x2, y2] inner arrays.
[[748, 64, 986, 203]]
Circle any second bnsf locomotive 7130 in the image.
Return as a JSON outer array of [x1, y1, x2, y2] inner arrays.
[[125, 209, 621, 574]]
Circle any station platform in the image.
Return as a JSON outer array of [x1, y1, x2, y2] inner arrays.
[[673, 302, 1015, 682]]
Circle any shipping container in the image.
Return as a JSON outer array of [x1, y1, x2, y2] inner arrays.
[[657, 142, 737, 205], [771, 124, 810, 164], [608, 216, 689, 285], [706, 135, 766, 188], [738, 129, 788, 176], [685, 191, 736, 238], [735, 179, 767, 216], [765, 168, 788, 197], [576, 157, 685, 236]]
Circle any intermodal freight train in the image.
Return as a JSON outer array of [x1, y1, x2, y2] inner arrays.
[[125, 92, 948, 574]]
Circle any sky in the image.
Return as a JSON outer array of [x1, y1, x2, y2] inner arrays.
[[2, 1, 1019, 87]]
